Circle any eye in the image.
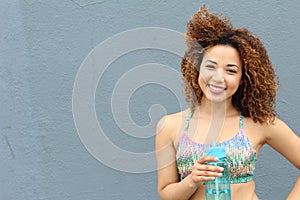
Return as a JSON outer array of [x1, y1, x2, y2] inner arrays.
[[205, 65, 215, 69], [227, 69, 237, 74], [226, 67, 238, 74]]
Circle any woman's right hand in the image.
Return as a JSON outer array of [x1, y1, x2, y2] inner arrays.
[[190, 156, 224, 185]]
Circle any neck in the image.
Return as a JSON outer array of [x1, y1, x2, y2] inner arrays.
[[197, 98, 237, 117], [195, 98, 238, 144]]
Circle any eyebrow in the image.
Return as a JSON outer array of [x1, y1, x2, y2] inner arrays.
[[206, 59, 240, 68]]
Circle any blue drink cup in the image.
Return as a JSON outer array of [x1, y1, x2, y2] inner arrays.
[[205, 146, 232, 200]]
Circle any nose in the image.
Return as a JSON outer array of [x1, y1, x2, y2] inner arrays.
[[212, 69, 224, 83]]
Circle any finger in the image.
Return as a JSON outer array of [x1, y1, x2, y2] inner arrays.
[[191, 171, 222, 183], [193, 162, 224, 173], [193, 167, 223, 177], [193, 175, 217, 183], [197, 156, 219, 164]]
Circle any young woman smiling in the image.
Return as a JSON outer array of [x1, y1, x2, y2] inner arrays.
[[156, 6, 300, 200]]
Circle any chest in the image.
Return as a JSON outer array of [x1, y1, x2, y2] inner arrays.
[[184, 117, 241, 144], [181, 117, 264, 152], [176, 130, 257, 183]]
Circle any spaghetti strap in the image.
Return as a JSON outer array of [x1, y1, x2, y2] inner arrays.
[[184, 110, 194, 131], [239, 115, 244, 130], [185, 112, 243, 130]]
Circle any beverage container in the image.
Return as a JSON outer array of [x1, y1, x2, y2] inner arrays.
[[205, 146, 231, 200]]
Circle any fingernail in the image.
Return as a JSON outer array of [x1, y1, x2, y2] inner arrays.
[[219, 167, 224, 171], [218, 173, 223, 177]]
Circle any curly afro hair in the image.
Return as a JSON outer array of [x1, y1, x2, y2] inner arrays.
[[181, 6, 279, 124]]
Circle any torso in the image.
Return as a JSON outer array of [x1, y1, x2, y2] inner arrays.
[[188, 181, 259, 200], [170, 109, 267, 200]]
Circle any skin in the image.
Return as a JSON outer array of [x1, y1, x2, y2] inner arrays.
[[156, 45, 300, 200], [287, 176, 300, 199]]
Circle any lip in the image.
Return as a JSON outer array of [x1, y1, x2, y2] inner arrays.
[[207, 84, 226, 94]]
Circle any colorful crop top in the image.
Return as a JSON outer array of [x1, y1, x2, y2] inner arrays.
[[176, 111, 257, 184]]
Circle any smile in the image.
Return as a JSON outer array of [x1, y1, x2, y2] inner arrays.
[[207, 84, 226, 94]]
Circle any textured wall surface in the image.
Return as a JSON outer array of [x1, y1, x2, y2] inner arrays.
[[1, 0, 300, 199]]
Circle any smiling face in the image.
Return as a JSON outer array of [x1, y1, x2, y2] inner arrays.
[[198, 45, 242, 105]]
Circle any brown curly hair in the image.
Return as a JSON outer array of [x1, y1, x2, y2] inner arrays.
[[181, 6, 279, 124]]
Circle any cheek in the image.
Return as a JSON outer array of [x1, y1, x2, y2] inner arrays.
[[198, 74, 208, 86], [198, 76, 208, 93], [198, 68, 212, 84], [229, 77, 242, 89]]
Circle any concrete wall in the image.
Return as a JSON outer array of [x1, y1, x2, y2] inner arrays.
[[1, 0, 299, 199]]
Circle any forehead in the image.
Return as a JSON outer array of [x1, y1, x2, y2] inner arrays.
[[203, 45, 242, 66]]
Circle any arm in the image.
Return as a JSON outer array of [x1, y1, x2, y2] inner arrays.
[[287, 175, 300, 200], [264, 118, 300, 199], [156, 115, 197, 200], [265, 118, 300, 169], [155, 115, 222, 200]]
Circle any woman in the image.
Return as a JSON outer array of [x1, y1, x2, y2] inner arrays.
[[155, 6, 300, 200]]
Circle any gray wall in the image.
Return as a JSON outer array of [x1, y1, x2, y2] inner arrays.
[[1, 0, 300, 199]]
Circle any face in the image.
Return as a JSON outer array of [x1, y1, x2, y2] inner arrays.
[[198, 45, 242, 104]]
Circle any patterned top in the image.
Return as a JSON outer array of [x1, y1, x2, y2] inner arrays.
[[176, 111, 257, 184]]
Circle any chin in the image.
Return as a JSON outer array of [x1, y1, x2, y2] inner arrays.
[[205, 95, 231, 104]]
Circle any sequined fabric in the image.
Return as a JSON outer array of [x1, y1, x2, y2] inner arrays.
[[176, 114, 257, 184]]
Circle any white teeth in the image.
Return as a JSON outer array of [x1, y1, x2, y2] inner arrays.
[[208, 85, 225, 92]]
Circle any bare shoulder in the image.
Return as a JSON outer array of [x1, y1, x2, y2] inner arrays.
[[242, 117, 267, 148], [263, 117, 296, 138], [156, 108, 191, 144], [244, 116, 287, 132], [243, 117, 267, 133], [243, 116, 294, 143]]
